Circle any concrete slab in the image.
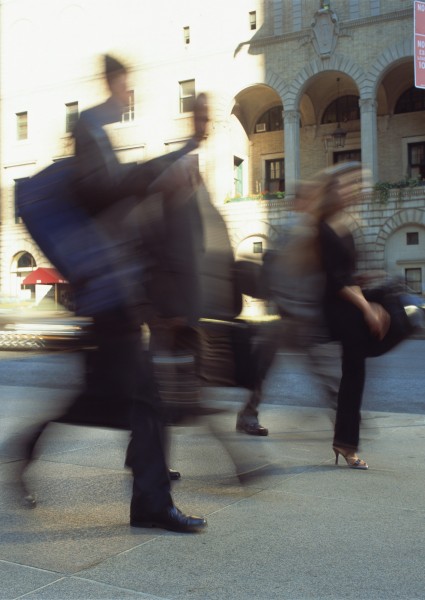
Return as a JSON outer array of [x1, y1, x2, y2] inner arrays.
[[76, 489, 425, 600], [0, 397, 424, 599], [8, 577, 158, 600], [13, 576, 157, 599], [0, 560, 60, 600]]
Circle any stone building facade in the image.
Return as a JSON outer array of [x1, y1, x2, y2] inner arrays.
[[0, 0, 424, 305]]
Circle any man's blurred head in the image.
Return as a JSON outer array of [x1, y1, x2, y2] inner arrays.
[[104, 54, 129, 108]]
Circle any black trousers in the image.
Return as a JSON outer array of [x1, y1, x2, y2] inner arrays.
[[333, 340, 365, 450], [86, 312, 173, 517], [325, 301, 369, 450], [18, 310, 173, 517]]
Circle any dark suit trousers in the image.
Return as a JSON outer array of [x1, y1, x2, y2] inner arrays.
[[68, 311, 172, 518], [91, 319, 173, 518]]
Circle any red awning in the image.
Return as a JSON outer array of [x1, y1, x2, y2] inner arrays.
[[22, 267, 68, 285]]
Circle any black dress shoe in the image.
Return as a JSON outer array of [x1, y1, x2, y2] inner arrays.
[[169, 468, 181, 480], [124, 458, 181, 481], [236, 421, 269, 436], [130, 506, 207, 533]]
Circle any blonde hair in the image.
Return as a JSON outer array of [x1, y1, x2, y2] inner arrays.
[[308, 162, 363, 222]]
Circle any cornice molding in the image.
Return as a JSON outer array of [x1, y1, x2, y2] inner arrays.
[[243, 8, 413, 51], [3, 160, 37, 169]]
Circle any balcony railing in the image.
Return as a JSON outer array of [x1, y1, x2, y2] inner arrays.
[[224, 191, 285, 203], [372, 179, 424, 204]]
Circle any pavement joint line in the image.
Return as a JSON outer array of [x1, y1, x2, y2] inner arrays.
[[264, 489, 425, 512], [68, 575, 173, 600], [15, 579, 68, 600], [69, 576, 168, 599], [206, 491, 266, 516]]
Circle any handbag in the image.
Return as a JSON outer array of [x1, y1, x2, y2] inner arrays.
[[364, 282, 425, 357]]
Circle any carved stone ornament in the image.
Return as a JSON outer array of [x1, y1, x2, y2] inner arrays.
[[311, 8, 339, 59]]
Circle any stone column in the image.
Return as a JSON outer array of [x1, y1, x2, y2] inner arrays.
[[359, 98, 378, 184], [210, 120, 234, 205], [283, 109, 300, 197]]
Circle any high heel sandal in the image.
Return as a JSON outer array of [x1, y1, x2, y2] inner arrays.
[[333, 446, 368, 470]]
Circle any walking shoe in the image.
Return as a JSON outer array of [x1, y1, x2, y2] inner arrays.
[[236, 420, 269, 436], [130, 505, 207, 532]]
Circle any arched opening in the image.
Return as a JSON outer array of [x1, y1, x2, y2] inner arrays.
[[11, 251, 36, 301], [17, 252, 36, 269], [394, 86, 425, 114], [321, 95, 360, 124], [254, 105, 283, 133], [392, 86, 425, 180], [229, 85, 284, 200], [378, 60, 425, 182]]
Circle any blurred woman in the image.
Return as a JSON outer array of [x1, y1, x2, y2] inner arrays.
[[310, 162, 390, 469]]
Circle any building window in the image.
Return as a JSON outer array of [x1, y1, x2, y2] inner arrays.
[[395, 87, 425, 114], [405, 268, 422, 294], [12, 251, 37, 300], [249, 11, 257, 30], [265, 158, 285, 192], [17, 252, 36, 269], [322, 95, 360, 124], [65, 102, 79, 134], [255, 105, 283, 133], [14, 177, 29, 223], [348, 0, 360, 20], [406, 232, 419, 246], [253, 241, 263, 254], [370, 0, 380, 16], [122, 90, 135, 122], [234, 157, 243, 196], [179, 79, 195, 113], [16, 111, 28, 140], [408, 142, 425, 179], [183, 26, 190, 44], [333, 149, 361, 164]]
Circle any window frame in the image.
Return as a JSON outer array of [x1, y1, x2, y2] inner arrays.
[[333, 149, 362, 165], [401, 136, 425, 181], [183, 26, 190, 44], [14, 177, 29, 223], [394, 86, 425, 114], [233, 157, 243, 197], [321, 95, 360, 125], [179, 79, 196, 114], [122, 90, 135, 123], [16, 111, 28, 141], [265, 157, 285, 193], [249, 11, 257, 30], [255, 105, 283, 134], [16, 252, 36, 270], [406, 232, 419, 246], [65, 101, 79, 134], [405, 267, 423, 294], [408, 141, 425, 180]]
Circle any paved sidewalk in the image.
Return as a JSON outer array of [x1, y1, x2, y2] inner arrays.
[[1, 385, 425, 600]]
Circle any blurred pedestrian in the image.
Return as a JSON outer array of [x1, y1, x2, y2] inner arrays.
[[18, 54, 209, 531], [235, 181, 341, 436], [311, 162, 390, 469]]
